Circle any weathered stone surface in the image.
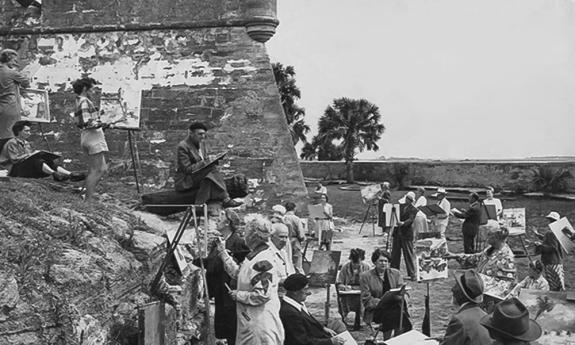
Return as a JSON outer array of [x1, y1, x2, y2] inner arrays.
[[110, 216, 131, 240], [0, 0, 306, 209], [131, 230, 166, 255], [85, 236, 142, 272], [74, 314, 107, 345], [49, 249, 103, 286], [0, 272, 19, 310]]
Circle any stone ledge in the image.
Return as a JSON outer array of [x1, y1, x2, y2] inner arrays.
[[0, 18, 262, 36]]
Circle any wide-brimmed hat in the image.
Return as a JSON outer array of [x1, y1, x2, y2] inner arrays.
[[480, 298, 542, 342], [455, 269, 484, 304], [437, 188, 447, 194], [405, 191, 416, 201], [545, 211, 560, 222]]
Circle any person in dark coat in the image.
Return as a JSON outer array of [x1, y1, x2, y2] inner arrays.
[[202, 209, 249, 345], [279, 273, 347, 345], [441, 269, 493, 345], [454, 192, 482, 254], [0, 49, 30, 139], [377, 181, 392, 231], [391, 191, 418, 280], [174, 121, 242, 208], [360, 248, 411, 340]]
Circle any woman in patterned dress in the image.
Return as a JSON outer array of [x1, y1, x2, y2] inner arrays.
[[533, 211, 565, 291], [447, 223, 516, 312]]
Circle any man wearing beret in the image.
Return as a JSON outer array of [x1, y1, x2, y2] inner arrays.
[[441, 269, 492, 345], [279, 274, 347, 345], [174, 121, 242, 208]]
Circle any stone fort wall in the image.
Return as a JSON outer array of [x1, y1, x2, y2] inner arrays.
[[301, 160, 575, 193], [0, 0, 307, 206]]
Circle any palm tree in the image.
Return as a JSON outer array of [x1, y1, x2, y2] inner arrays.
[[300, 136, 344, 161], [272, 63, 310, 145], [316, 98, 385, 182]]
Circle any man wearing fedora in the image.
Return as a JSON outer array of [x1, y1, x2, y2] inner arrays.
[[441, 269, 492, 345], [480, 298, 542, 345], [279, 273, 348, 345]]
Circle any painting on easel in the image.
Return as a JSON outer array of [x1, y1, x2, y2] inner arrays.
[[99, 89, 141, 129], [20, 88, 50, 123], [308, 250, 341, 287]]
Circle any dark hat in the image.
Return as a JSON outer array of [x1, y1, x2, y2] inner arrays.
[[455, 269, 484, 304], [283, 273, 309, 292], [188, 121, 207, 131], [480, 298, 542, 342]]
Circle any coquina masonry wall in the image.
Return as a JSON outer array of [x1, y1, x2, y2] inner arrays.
[[0, 0, 307, 206], [301, 160, 575, 193]]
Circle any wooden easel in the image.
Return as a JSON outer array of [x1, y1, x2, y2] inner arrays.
[[37, 122, 52, 151], [386, 207, 400, 252], [359, 199, 379, 236], [127, 129, 141, 193], [149, 204, 215, 345]]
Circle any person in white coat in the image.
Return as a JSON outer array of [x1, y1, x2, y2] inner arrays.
[[433, 188, 451, 238], [413, 187, 429, 237], [217, 215, 285, 345]]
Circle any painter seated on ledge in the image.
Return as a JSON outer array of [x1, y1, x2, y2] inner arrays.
[[0, 121, 85, 181], [174, 121, 242, 208]]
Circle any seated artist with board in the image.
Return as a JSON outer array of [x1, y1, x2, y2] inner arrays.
[[280, 273, 348, 345], [0, 121, 84, 181], [174, 121, 242, 208]]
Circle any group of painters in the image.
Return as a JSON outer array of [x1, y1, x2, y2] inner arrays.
[[0, 48, 569, 345], [0, 49, 108, 201]]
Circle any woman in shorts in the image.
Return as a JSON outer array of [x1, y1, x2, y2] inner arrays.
[[72, 77, 109, 202]]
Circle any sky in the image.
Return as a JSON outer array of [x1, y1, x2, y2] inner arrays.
[[267, 0, 575, 160]]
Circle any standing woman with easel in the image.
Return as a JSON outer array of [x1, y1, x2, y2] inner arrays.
[[0, 49, 30, 139], [72, 78, 110, 202]]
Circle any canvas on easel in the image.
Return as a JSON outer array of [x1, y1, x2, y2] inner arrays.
[[549, 217, 575, 255], [382, 203, 400, 227], [308, 204, 327, 219], [308, 250, 341, 287], [99, 89, 141, 130], [415, 238, 448, 282], [417, 204, 446, 218], [501, 208, 526, 236], [517, 289, 575, 334], [20, 88, 50, 123], [360, 184, 382, 202]]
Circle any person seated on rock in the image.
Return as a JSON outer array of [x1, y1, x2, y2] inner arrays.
[[280, 273, 348, 345], [174, 121, 242, 208], [0, 121, 84, 181]]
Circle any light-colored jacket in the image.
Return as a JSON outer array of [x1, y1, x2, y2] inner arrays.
[[221, 244, 285, 345]]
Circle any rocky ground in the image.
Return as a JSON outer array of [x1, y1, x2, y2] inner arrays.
[[0, 178, 201, 345]]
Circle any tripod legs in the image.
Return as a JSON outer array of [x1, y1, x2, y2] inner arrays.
[[359, 203, 372, 234]]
